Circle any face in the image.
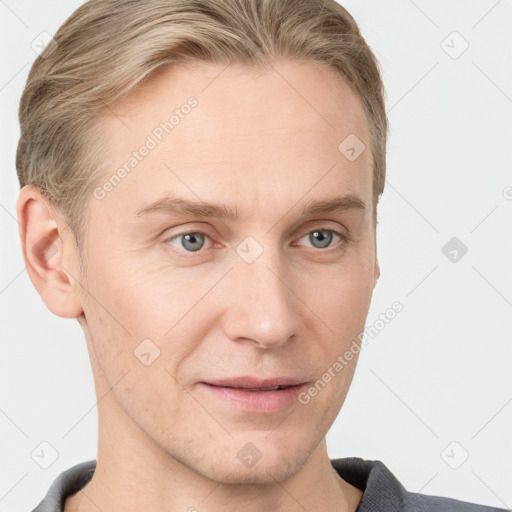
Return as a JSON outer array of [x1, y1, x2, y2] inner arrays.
[[75, 60, 379, 484]]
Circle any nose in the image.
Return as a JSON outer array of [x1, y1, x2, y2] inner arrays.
[[219, 248, 300, 350]]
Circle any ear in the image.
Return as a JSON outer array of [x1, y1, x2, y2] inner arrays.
[[373, 255, 380, 288], [16, 184, 84, 318], [373, 230, 380, 288]]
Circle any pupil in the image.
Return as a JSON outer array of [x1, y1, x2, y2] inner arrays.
[[183, 233, 204, 251], [311, 230, 332, 248]]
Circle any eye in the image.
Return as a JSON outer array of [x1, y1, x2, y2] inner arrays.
[[163, 227, 350, 256], [294, 228, 348, 250], [164, 231, 212, 253]]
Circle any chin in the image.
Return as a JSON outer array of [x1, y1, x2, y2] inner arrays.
[[209, 456, 308, 486], [198, 438, 314, 486]]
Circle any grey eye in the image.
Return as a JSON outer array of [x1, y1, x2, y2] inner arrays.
[[168, 232, 207, 252], [304, 229, 336, 249]]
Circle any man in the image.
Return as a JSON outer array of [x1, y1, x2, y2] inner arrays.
[[15, 0, 506, 511]]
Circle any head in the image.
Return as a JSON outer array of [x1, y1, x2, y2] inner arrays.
[[17, 0, 387, 485]]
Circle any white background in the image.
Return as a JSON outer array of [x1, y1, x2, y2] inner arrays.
[[1, 1, 511, 511]]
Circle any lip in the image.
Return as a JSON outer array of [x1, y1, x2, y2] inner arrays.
[[202, 376, 307, 389], [198, 377, 308, 413]]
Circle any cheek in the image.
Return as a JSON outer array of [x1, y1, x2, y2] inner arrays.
[[297, 350, 359, 429], [81, 253, 213, 384], [304, 256, 374, 330], [85, 248, 192, 338]]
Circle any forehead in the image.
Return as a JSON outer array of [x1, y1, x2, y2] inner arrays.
[[94, 60, 372, 221]]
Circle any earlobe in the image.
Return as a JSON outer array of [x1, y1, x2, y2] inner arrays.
[[16, 185, 84, 319]]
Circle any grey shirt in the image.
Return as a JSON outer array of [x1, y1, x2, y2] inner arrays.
[[30, 457, 507, 511]]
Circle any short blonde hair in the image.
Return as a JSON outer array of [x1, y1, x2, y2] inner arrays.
[[16, 0, 388, 260]]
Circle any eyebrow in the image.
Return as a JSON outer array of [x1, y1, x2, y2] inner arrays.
[[133, 194, 366, 221]]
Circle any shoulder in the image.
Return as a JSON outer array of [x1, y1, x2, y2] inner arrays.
[[31, 460, 96, 512], [402, 492, 508, 512], [331, 457, 507, 512]]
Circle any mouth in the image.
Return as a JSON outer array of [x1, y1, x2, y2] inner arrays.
[[202, 376, 307, 389], [207, 384, 295, 391], [198, 378, 308, 413]]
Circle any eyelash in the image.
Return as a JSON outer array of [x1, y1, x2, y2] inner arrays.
[[163, 227, 351, 257]]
